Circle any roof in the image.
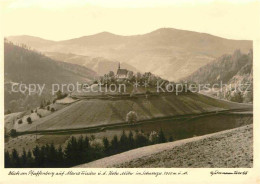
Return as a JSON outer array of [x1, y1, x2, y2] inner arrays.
[[117, 69, 128, 75]]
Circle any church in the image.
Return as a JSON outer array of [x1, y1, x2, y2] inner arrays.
[[116, 63, 133, 80]]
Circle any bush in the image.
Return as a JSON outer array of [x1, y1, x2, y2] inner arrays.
[[4, 128, 8, 138], [5, 109, 12, 115], [47, 106, 50, 111], [158, 128, 167, 143], [168, 135, 174, 142], [46, 101, 51, 106], [126, 111, 138, 124], [10, 129, 17, 137], [51, 108, 55, 112], [18, 119, 23, 124], [130, 91, 136, 97], [56, 90, 68, 100], [149, 131, 158, 143], [145, 89, 151, 95], [230, 92, 244, 103], [27, 117, 32, 124]]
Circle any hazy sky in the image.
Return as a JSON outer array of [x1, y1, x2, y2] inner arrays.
[[1, 0, 259, 40]]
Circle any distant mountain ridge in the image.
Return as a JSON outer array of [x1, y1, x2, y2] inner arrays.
[[8, 28, 253, 81], [44, 52, 139, 76]]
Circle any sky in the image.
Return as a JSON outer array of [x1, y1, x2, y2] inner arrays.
[[1, 0, 260, 41]]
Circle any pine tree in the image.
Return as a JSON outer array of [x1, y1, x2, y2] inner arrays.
[[135, 133, 149, 148], [26, 150, 34, 167], [57, 146, 64, 167], [119, 130, 128, 152], [64, 136, 81, 166], [48, 143, 58, 167], [102, 137, 110, 155], [83, 136, 92, 163], [127, 131, 135, 149], [21, 148, 27, 167], [11, 149, 20, 167], [77, 135, 85, 163], [33, 145, 41, 167], [158, 128, 167, 143], [111, 135, 119, 154], [39, 145, 47, 167], [168, 135, 174, 142], [5, 151, 12, 168]]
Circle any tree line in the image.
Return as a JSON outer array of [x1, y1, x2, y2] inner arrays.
[[5, 129, 170, 168]]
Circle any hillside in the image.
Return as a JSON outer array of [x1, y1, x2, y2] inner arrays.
[[45, 52, 139, 76], [76, 124, 253, 168], [4, 41, 97, 85], [185, 49, 253, 84], [8, 28, 253, 81], [185, 50, 253, 103], [13, 92, 251, 133], [7, 35, 56, 49], [4, 41, 97, 112]]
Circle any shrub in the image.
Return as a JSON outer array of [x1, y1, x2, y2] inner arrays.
[[56, 90, 68, 100], [130, 91, 136, 97], [47, 106, 50, 111], [10, 129, 17, 137], [27, 117, 32, 124], [149, 131, 158, 143], [51, 108, 55, 112], [145, 89, 151, 95], [18, 119, 23, 124], [46, 101, 51, 106], [230, 92, 244, 103], [168, 135, 174, 142], [126, 111, 138, 124], [5, 109, 12, 115], [4, 128, 8, 138], [158, 128, 167, 143]]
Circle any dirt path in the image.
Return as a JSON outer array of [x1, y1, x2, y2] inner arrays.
[[75, 124, 252, 168]]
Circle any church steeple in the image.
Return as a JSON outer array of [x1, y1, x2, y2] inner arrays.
[[118, 62, 120, 69]]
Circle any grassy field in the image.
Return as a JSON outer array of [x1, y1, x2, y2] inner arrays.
[[14, 93, 251, 132], [116, 125, 253, 168], [5, 134, 71, 154], [5, 113, 252, 155]]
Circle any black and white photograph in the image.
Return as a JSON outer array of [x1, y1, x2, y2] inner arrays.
[[0, 0, 259, 183]]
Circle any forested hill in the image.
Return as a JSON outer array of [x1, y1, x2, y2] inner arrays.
[[184, 49, 253, 103], [185, 49, 253, 85], [4, 40, 97, 113], [4, 40, 97, 86]]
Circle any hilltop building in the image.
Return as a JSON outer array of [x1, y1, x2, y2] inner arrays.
[[116, 63, 133, 80]]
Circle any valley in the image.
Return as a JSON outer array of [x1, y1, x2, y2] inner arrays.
[[4, 28, 254, 169], [5, 91, 252, 157]]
